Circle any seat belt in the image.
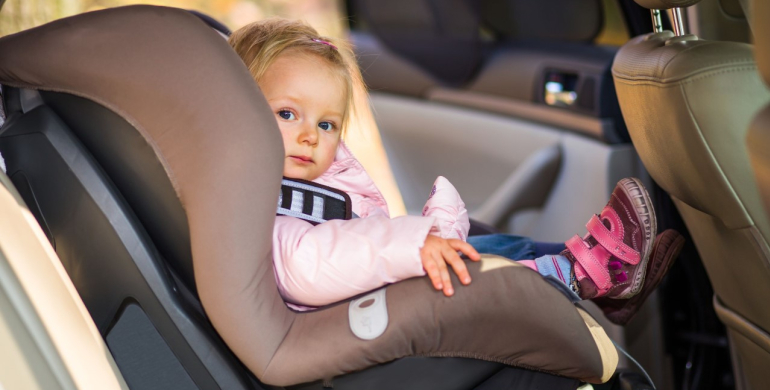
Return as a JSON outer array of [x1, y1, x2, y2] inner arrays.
[[277, 177, 352, 225]]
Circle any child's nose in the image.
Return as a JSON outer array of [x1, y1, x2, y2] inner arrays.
[[297, 122, 318, 146]]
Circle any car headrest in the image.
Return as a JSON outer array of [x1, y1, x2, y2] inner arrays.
[[634, 0, 701, 9], [755, 0, 770, 84], [480, 0, 602, 42], [353, 0, 482, 85]]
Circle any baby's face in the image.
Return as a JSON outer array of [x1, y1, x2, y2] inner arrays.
[[260, 52, 346, 181]]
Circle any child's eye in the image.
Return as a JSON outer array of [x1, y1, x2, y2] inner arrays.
[[318, 121, 335, 132], [278, 110, 296, 120]]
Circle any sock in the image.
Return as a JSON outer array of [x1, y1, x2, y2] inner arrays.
[[533, 254, 571, 284], [532, 255, 581, 301], [518, 259, 538, 271]]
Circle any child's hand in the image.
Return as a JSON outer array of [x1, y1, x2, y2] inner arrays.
[[420, 235, 481, 297]]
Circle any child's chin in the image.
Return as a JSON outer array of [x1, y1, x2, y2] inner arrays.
[[283, 168, 318, 181]]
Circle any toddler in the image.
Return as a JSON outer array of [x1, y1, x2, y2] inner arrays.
[[228, 19, 683, 324]]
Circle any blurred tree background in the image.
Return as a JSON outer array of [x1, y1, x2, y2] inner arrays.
[[0, 0, 347, 38]]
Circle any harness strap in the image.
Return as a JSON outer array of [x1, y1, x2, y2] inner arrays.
[[277, 178, 352, 225]]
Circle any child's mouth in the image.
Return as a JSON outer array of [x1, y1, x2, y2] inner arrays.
[[289, 155, 313, 164]]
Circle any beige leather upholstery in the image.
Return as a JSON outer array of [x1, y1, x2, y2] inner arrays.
[[0, 173, 128, 390], [634, 0, 700, 9], [0, 6, 618, 386], [613, 31, 770, 389]]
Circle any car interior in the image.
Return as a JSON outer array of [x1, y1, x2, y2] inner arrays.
[[0, 0, 767, 389]]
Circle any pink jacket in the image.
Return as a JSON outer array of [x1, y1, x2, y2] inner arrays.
[[272, 142, 470, 307]]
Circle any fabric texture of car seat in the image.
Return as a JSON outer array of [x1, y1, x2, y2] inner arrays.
[[0, 5, 617, 386], [612, 30, 770, 389]]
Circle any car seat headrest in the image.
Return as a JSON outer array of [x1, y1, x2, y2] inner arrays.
[[479, 0, 602, 42], [634, 0, 701, 9]]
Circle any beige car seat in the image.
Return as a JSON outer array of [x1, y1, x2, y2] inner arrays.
[[612, 1, 770, 389], [0, 6, 617, 389]]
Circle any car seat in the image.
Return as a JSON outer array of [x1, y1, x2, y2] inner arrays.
[[0, 6, 617, 389], [612, 1, 770, 389]]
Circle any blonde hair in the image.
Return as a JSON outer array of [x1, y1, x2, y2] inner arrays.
[[228, 18, 363, 134]]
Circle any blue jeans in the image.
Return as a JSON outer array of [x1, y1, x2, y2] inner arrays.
[[467, 234, 579, 301], [466, 234, 566, 261]]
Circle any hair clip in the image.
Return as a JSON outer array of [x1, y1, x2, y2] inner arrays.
[[312, 38, 337, 50]]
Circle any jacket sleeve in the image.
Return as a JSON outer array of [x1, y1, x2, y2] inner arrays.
[[272, 214, 434, 307], [422, 176, 471, 241]]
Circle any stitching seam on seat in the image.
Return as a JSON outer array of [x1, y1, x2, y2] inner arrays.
[[659, 41, 734, 75], [614, 66, 758, 87], [680, 66, 760, 84]]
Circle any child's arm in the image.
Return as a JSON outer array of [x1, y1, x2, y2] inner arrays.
[[273, 214, 479, 307], [273, 214, 434, 306], [419, 176, 480, 296]]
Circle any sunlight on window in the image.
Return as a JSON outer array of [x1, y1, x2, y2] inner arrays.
[[0, 0, 346, 38]]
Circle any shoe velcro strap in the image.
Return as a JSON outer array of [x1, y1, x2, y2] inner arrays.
[[586, 215, 640, 265], [277, 178, 352, 225], [566, 235, 612, 294]]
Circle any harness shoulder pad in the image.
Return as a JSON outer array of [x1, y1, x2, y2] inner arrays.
[[277, 177, 352, 225]]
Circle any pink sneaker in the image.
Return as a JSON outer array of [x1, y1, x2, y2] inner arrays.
[[594, 229, 684, 325], [563, 178, 657, 300]]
